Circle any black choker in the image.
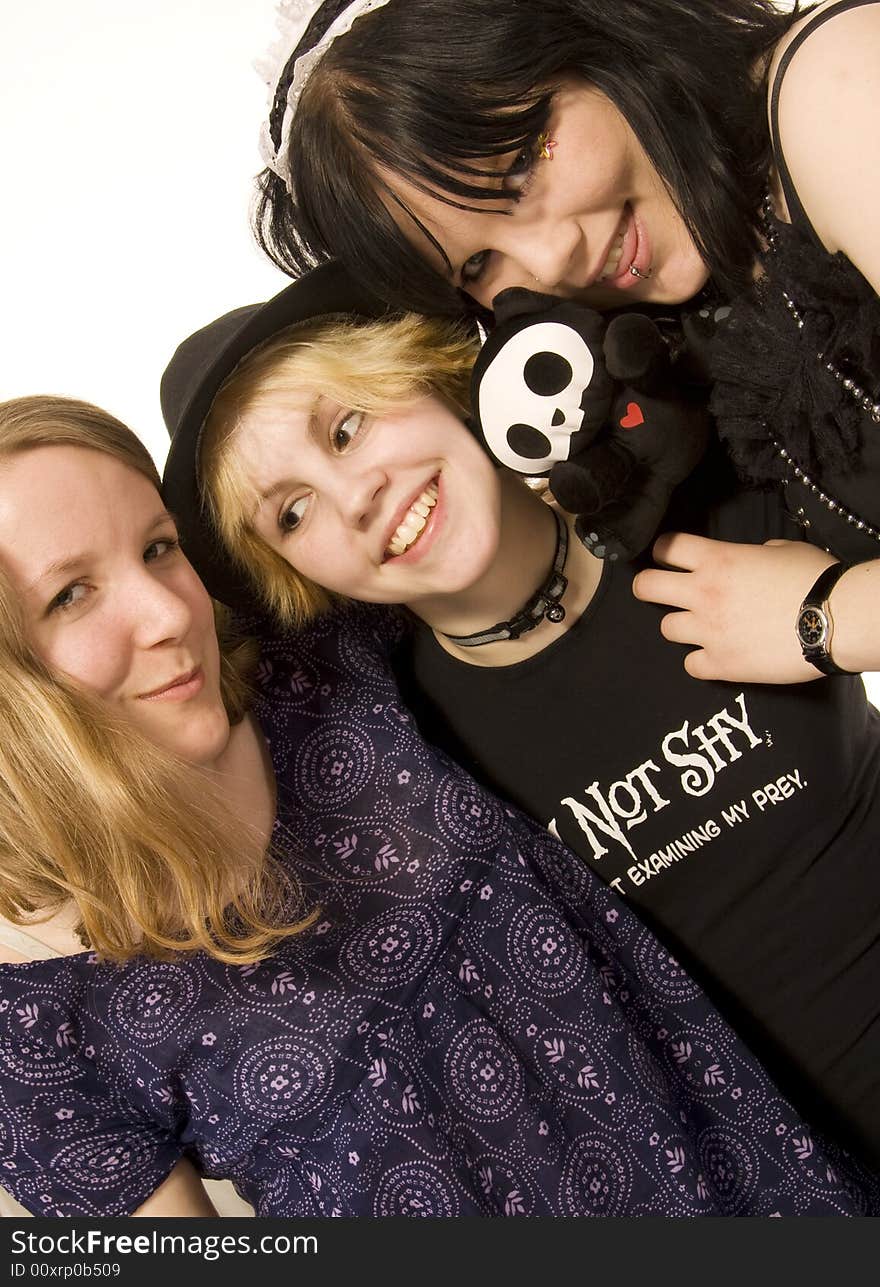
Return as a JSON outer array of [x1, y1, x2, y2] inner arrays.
[[442, 509, 569, 647]]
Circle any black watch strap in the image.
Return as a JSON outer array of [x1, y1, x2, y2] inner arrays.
[[795, 562, 855, 676]]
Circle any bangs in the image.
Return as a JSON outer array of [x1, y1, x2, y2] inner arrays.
[[256, 0, 795, 310], [280, 63, 554, 316], [200, 312, 477, 624], [334, 87, 553, 207]]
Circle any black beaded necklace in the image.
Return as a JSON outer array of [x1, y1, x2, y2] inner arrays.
[[761, 195, 880, 545], [441, 508, 569, 648]]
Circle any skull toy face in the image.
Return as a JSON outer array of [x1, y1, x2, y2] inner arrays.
[[472, 311, 613, 476]]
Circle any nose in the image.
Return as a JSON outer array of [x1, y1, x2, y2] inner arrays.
[[500, 213, 582, 292], [339, 464, 390, 529], [129, 568, 194, 649]]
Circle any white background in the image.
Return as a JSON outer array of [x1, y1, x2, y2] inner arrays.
[[0, 0, 875, 704], [0, 0, 285, 462]]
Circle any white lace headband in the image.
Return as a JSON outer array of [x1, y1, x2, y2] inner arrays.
[[257, 0, 393, 191]]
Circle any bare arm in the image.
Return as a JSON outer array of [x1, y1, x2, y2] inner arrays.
[[131, 1158, 217, 1217]]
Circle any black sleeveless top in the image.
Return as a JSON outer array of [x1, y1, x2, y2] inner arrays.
[[709, 0, 880, 562]]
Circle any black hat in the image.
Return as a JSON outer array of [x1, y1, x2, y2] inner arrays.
[[161, 261, 388, 611]]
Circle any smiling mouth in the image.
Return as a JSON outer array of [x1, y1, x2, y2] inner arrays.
[[138, 666, 203, 701], [385, 481, 438, 559], [597, 203, 650, 286]]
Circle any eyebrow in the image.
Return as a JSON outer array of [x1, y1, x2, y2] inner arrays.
[[25, 555, 88, 595], [149, 509, 178, 530], [24, 509, 177, 594], [250, 480, 289, 526], [250, 401, 320, 520]]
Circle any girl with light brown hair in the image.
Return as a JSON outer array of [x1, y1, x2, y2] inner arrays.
[[0, 394, 313, 967]]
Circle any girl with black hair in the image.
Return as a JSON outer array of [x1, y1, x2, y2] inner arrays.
[[253, 0, 880, 687]]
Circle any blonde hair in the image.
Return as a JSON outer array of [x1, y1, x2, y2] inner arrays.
[[0, 395, 315, 964], [201, 312, 478, 626]]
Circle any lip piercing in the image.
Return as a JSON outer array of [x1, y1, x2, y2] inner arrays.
[[537, 132, 557, 160], [629, 265, 652, 280]]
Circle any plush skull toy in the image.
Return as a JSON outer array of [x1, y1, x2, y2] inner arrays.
[[471, 290, 710, 561]]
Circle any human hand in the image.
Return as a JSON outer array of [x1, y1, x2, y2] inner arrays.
[[632, 533, 837, 683]]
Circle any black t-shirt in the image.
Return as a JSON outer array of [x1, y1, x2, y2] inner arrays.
[[394, 483, 880, 1166]]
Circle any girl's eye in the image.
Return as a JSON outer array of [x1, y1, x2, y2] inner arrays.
[[459, 139, 540, 287], [331, 410, 365, 453], [461, 249, 491, 285], [47, 582, 88, 614], [279, 495, 311, 534], [503, 142, 538, 198], [144, 536, 180, 563]]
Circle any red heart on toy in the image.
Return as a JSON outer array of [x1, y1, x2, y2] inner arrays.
[[619, 402, 645, 429]]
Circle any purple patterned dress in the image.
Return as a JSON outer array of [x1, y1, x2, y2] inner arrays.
[[0, 606, 877, 1216]]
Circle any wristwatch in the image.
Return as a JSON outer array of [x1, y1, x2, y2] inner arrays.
[[795, 562, 854, 676]]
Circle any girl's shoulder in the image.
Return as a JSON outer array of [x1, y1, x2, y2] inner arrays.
[[0, 945, 107, 1001], [248, 602, 406, 738], [768, 0, 880, 91], [0, 908, 84, 964], [246, 601, 404, 671], [766, 1, 880, 266]]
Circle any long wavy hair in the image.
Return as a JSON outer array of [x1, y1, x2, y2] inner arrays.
[[255, 0, 809, 314], [0, 396, 316, 964]]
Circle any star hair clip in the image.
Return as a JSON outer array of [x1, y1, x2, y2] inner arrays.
[[537, 132, 557, 161]]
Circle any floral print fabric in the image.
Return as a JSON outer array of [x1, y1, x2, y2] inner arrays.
[[0, 606, 876, 1216]]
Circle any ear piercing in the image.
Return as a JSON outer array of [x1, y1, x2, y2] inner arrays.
[[537, 132, 557, 160]]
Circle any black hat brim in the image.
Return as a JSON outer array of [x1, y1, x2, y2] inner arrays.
[[161, 262, 388, 612]]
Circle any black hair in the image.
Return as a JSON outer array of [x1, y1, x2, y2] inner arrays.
[[254, 0, 811, 316]]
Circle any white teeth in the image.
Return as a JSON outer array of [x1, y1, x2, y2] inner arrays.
[[599, 218, 629, 281], [401, 517, 424, 541], [386, 482, 438, 558]]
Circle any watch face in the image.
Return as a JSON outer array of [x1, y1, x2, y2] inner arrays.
[[797, 606, 828, 648]]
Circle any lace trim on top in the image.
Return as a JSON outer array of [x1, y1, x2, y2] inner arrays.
[[709, 203, 880, 486]]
